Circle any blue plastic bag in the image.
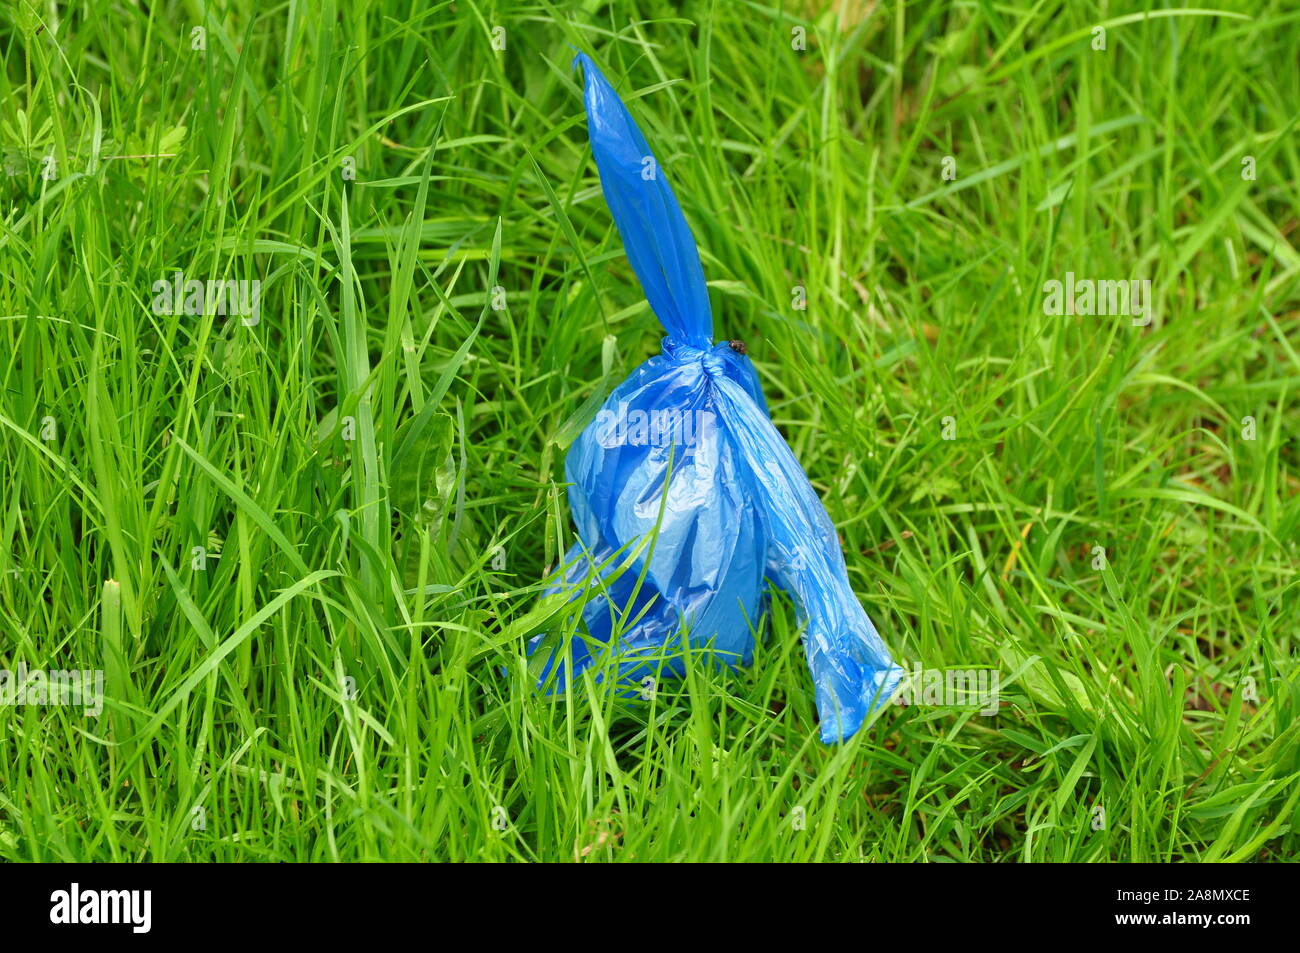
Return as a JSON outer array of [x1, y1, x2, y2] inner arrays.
[[529, 53, 903, 743]]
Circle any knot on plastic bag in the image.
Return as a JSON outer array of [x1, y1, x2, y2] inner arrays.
[[662, 337, 732, 378]]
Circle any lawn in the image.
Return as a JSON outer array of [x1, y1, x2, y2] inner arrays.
[[0, 0, 1296, 862]]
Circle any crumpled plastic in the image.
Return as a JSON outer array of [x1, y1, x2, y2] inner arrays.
[[528, 53, 903, 743]]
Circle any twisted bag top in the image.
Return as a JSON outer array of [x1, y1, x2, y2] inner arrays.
[[528, 53, 903, 743]]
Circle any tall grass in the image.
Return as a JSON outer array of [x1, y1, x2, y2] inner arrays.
[[0, 0, 1296, 861]]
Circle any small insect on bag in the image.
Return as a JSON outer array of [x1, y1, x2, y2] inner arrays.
[[529, 53, 903, 742]]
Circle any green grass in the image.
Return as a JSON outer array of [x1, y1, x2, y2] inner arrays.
[[0, 0, 1297, 862]]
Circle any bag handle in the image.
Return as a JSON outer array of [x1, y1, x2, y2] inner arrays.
[[575, 52, 713, 349]]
